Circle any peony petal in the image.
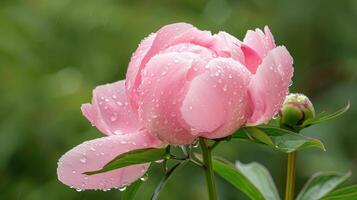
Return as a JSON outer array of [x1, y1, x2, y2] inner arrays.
[[243, 26, 276, 58], [81, 80, 142, 136], [210, 31, 245, 64], [125, 33, 157, 106], [240, 44, 262, 74], [247, 46, 293, 125], [57, 131, 163, 191], [181, 57, 251, 139], [137, 52, 208, 144], [126, 23, 213, 108]]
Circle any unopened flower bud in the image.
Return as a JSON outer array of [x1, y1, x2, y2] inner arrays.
[[279, 93, 315, 131]]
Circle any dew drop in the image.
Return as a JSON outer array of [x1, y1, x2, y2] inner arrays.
[[80, 157, 87, 164], [119, 186, 127, 191], [190, 128, 200, 135], [110, 113, 118, 122], [192, 140, 199, 148], [76, 188, 82, 192], [140, 174, 149, 181], [223, 84, 228, 92]]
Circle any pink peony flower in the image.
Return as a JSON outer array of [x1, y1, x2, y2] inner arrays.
[[57, 23, 293, 191], [126, 23, 293, 144]]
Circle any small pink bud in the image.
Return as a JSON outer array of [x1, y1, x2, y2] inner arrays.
[[279, 93, 315, 131]]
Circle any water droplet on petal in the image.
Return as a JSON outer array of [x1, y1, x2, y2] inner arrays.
[[140, 174, 149, 181], [223, 84, 228, 92], [119, 186, 127, 191], [80, 157, 87, 164]]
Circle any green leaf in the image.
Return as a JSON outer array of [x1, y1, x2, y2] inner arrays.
[[302, 102, 350, 127], [120, 180, 143, 200], [296, 171, 351, 200], [85, 148, 166, 175], [151, 161, 188, 200], [236, 161, 281, 200], [213, 159, 280, 200], [321, 185, 357, 200], [231, 126, 325, 153]]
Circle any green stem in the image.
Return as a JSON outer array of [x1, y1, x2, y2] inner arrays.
[[199, 138, 218, 200], [285, 151, 297, 200]]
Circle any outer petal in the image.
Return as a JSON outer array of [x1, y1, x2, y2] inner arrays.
[[81, 80, 142, 136], [125, 33, 157, 105], [247, 46, 293, 125], [243, 26, 276, 58], [181, 58, 251, 139], [126, 23, 213, 108], [137, 52, 208, 144], [57, 131, 162, 191]]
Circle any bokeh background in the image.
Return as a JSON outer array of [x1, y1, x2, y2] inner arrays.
[[1, 0, 356, 199]]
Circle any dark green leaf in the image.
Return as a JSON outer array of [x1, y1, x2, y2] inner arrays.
[[213, 159, 280, 200], [120, 180, 143, 200], [236, 161, 281, 200], [151, 161, 188, 200], [296, 171, 351, 200], [231, 126, 325, 153], [321, 185, 357, 200], [302, 102, 350, 127], [85, 148, 166, 175]]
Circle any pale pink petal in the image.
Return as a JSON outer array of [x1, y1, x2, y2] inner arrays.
[[125, 33, 157, 106], [240, 44, 262, 74], [137, 52, 208, 144], [181, 58, 251, 139], [247, 46, 293, 125], [81, 80, 142, 136], [210, 31, 245, 64], [57, 131, 163, 191], [162, 43, 215, 62], [243, 26, 276, 58], [126, 23, 213, 108]]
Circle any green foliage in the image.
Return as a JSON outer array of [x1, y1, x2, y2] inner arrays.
[[212, 159, 279, 200], [85, 148, 166, 175], [321, 185, 357, 200], [302, 103, 350, 127], [296, 171, 351, 200], [231, 126, 325, 153], [120, 180, 143, 200], [151, 161, 188, 200]]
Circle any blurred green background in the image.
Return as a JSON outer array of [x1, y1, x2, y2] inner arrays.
[[1, 0, 356, 199]]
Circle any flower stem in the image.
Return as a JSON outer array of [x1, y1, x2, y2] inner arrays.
[[199, 138, 218, 200], [285, 151, 296, 200]]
